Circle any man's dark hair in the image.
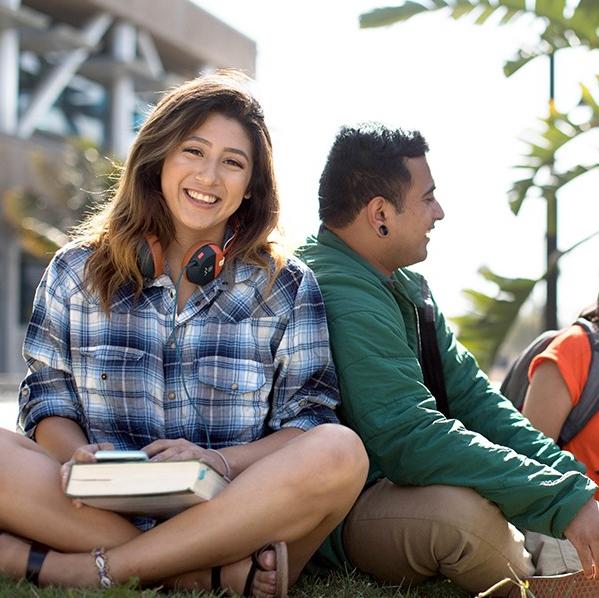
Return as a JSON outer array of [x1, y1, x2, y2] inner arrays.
[[318, 122, 429, 228]]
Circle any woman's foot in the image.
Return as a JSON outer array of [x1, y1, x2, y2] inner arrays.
[[219, 544, 285, 597], [174, 542, 288, 597], [0, 533, 103, 588]]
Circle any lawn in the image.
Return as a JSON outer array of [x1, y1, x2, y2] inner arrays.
[[0, 571, 473, 597]]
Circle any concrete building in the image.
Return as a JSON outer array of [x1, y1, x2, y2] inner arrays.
[[0, 0, 255, 373]]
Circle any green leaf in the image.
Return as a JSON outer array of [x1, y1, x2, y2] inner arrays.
[[508, 177, 535, 215], [451, 268, 539, 372], [580, 83, 599, 118], [503, 47, 549, 77], [449, 1, 478, 20], [499, 7, 520, 25], [553, 164, 599, 191], [474, 5, 496, 24], [359, 3, 432, 28], [534, 0, 567, 21]]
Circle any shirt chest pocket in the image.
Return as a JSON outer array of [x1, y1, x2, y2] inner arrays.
[[195, 355, 267, 397], [77, 345, 147, 397]]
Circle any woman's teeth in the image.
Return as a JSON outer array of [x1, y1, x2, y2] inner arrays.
[[187, 190, 217, 204]]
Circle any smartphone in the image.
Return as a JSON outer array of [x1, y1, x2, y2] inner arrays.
[[94, 450, 149, 462]]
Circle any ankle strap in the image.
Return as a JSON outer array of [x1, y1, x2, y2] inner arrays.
[[26, 541, 50, 585]]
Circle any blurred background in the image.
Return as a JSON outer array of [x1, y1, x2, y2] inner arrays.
[[1, 1, 598, 423]]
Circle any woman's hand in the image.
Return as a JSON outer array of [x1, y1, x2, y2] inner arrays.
[[142, 439, 230, 479], [143, 438, 207, 461], [60, 442, 115, 493]]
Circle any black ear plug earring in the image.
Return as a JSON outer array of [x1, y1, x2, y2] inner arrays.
[[378, 225, 389, 237]]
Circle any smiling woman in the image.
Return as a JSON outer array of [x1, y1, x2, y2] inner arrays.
[[160, 113, 255, 309], [0, 70, 368, 597]]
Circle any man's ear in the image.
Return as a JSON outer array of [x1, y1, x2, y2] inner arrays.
[[366, 196, 388, 232]]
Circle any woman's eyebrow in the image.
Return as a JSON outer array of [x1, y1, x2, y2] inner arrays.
[[185, 135, 250, 161]]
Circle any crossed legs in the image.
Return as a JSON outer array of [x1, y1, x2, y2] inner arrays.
[[343, 480, 535, 597], [0, 424, 368, 592]]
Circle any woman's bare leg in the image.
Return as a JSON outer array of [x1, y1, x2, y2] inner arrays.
[[0, 428, 139, 549], [0, 424, 367, 591], [0, 429, 286, 595]]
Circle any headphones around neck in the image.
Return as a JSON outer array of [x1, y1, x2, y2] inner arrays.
[[137, 234, 231, 286]]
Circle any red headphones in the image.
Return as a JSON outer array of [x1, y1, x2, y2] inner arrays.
[[137, 234, 232, 286]]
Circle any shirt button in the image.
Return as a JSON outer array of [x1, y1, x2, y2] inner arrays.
[[231, 383, 239, 391], [299, 399, 308, 407], [167, 391, 176, 400], [169, 289, 175, 298], [101, 373, 108, 380], [170, 341, 176, 349], [21, 386, 30, 398]]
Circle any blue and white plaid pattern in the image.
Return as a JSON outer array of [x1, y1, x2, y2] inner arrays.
[[19, 244, 339, 449]]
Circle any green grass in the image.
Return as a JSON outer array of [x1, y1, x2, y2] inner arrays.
[[0, 571, 471, 597]]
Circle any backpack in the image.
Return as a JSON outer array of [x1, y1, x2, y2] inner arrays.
[[500, 317, 599, 446]]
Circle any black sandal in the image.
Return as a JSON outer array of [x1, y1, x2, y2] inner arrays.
[[25, 541, 50, 585], [211, 565, 222, 593]]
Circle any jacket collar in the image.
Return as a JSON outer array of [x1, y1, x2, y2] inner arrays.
[[314, 226, 427, 308]]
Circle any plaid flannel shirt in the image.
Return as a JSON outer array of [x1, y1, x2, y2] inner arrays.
[[19, 243, 339, 449]]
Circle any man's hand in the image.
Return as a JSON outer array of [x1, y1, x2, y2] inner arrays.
[[564, 498, 599, 578]]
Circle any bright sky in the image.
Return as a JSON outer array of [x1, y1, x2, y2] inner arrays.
[[197, 0, 599, 325]]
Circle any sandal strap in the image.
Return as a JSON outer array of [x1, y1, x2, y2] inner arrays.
[[243, 558, 259, 597], [211, 565, 222, 591], [25, 541, 50, 585], [243, 544, 271, 597]]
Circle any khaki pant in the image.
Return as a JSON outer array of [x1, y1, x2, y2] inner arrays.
[[343, 480, 535, 597]]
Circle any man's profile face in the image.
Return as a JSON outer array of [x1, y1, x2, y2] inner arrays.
[[386, 156, 444, 268]]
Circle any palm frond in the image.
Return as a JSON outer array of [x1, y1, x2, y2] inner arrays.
[[451, 267, 538, 372], [360, 0, 599, 71]]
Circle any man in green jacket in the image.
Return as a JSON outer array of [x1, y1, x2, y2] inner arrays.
[[298, 123, 599, 596]]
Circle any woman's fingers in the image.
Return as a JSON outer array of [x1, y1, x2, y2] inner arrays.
[[71, 442, 114, 463], [143, 439, 206, 461], [60, 459, 74, 491]]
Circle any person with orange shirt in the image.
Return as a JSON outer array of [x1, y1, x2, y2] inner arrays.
[[522, 295, 599, 576]]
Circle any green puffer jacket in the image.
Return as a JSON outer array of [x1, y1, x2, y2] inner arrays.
[[298, 228, 596, 568]]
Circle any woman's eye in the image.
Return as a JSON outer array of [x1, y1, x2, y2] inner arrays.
[[183, 147, 203, 157], [224, 158, 244, 169]]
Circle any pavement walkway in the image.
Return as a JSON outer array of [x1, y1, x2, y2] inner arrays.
[[0, 375, 20, 431]]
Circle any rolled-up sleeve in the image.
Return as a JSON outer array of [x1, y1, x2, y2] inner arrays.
[[268, 267, 340, 431], [19, 257, 85, 437]]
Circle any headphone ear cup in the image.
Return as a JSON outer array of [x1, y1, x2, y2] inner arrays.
[[182, 242, 226, 285], [137, 235, 163, 280]]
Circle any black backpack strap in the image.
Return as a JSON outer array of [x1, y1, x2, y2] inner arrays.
[[500, 330, 559, 410], [558, 318, 599, 445], [417, 282, 450, 418]]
